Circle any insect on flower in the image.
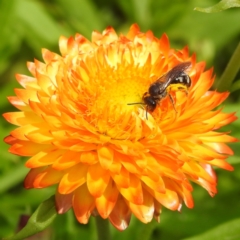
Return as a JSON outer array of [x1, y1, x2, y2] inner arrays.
[[129, 62, 192, 118], [3, 24, 237, 231]]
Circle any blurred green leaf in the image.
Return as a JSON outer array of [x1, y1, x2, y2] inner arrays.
[[228, 154, 240, 165], [117, 0, 151, 28], [183, 218, 240, 240], [0, 163, 27, 194], [231, 79, 240, 92], [15, 0, 70, 53], [217, 42, 240, 92], [221, 104, 240, 167], [220, 104, 240, 165], [169, 9, 240, 60], [0, 1, 240, 239], [3, 195, 57, 240], [0, 76, 20, 110], [136, 221, 159, 240], [195, 0, 240, 13], [56, 0, 105, 39], [0, 1, 23, 74]]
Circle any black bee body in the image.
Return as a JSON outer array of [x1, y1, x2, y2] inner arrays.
[[142, 62, 192, 113]]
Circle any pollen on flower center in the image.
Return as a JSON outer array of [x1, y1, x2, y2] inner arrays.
[[81, 64, 151, 139], [86, 65, 149, 113], [96, 76, 147, 109], [3, 23, 237, 232]]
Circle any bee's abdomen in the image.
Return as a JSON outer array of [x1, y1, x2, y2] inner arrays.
[[171, 72, 191, 87]]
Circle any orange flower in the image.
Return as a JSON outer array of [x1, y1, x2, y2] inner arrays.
[[3, 24, 237, 230]]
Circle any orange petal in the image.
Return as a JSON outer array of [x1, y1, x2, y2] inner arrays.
[[24, 167, 46, 188], [26, 149, 65, 168], [73, 184, 95, 224], [127, 189, 154, 223], [5, 136, 51, 157], [15, 73, 36, 88], [95, 179, 119, 219], [205, 142, 234, 155], [80, 151, 98, 165], [52, 150, 81, 170], [3, 112, 40, 126], [108, 160, 121, 174], [87, 163, 110, 198], [127, 24, 140, 40], [119, 174, 143, 205], [32, 167, 63, 188], [210, 159, 234, 171], [183, 161, 216, 184], [42, 48, 61, 64], [191, 165, 217, 196], [7, 96, 29, 111], [59, 36, 68, 56], [141, 175, 166, 193], [14, 88, 38, 103], [164, 178, 194, 209], [75, 33, 93, 53], [55, 191, 73, 214], [10, 123, 53, 143], [119, 154, 143, 174], [146, 184, 180, 211], [111, 166, 130, 188], [35, 71, 54, 96], [109, 196, 131, 231], [159, 33, 170, 57], [193, 177, 217, 197], [58, 163, 88, 194], [97, 146, 113, 169], [200, 133, 237, 143]]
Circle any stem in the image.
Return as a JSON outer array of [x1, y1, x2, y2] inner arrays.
[[95, 216, 111, 240], [137, 221, 158, 240], [217, 42, 240, 92]]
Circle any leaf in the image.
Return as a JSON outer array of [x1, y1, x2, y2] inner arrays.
[[183, 218, 240, 240], [0, 164, 27, 194], [194, 0, 240, 13], [0, 0, 23, 74], [136, 221, 159, 240], [56, 0, 105, 38], [231, 79, 240, 93], [3, 195, 57, 240], [216, 42, 240, 92], [14, 0, 70, 53], [117, 0, 151, 27]]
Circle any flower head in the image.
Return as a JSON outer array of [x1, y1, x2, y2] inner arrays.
[[3, 24, 237, 230]]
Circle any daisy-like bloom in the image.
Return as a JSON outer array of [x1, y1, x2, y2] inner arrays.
[[3, 24, 237, 230]]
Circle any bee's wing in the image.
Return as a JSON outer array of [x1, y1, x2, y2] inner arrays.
[[156, 62, 191, 91]]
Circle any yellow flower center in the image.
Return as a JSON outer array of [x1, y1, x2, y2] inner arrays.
[[79, 56, 155, 139], [95, 75, 147, 110]]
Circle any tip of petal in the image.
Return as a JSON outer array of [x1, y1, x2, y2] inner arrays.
[[127, 24, 140, 40], [2, 23, 238, 232], [55, 192, 73, 214]]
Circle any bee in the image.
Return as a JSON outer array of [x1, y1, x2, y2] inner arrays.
[[128, 62, 191, 118]]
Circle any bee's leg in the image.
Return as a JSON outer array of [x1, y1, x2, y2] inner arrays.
[[183, 89, 188, 96], [168, 94, 178, 113], [146, 106, 148, 120]]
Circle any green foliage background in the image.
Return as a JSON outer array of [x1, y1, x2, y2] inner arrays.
[[0, 0, 239, 239]]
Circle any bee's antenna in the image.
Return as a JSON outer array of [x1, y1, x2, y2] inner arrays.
[[127, 102, 143, 105], [127, 102, 149, 120]]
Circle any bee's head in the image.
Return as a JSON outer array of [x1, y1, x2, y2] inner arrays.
[[142, 93, 157, 112]]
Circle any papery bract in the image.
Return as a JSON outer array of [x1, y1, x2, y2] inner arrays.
[[3, 24, 237, 231]]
